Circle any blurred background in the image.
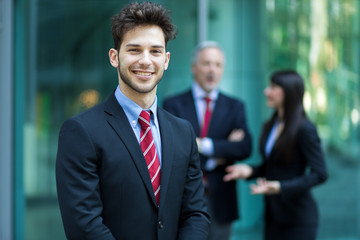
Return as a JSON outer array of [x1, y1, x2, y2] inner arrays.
[[0, 0, 359, 239]]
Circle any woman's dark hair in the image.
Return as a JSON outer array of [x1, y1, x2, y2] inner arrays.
[[261, 70, 307, 163], [111, 1, 177, 50]]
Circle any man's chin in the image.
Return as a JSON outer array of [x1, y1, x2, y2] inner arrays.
[[203, 84, 216, 92], [129, 85, 155, 94]]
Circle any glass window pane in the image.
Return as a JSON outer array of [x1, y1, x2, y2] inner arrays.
[[24, 1, 121, 239]]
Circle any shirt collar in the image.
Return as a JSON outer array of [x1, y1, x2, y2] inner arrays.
[[192, 81, 219, 101], [114, 86, 158, 124]]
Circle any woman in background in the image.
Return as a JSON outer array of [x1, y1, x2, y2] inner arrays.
[[224, 70, 327, 240]]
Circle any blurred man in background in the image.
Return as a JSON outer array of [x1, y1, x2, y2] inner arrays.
[[163, 41, 252, 240]]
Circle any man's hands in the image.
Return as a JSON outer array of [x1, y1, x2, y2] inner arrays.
[[196, 128, 245, 154], [228, 129, 245, 142], [197, 128, 250, 172]]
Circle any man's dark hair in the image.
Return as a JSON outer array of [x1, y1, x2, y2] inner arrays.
[[111, 1, 177, 50]]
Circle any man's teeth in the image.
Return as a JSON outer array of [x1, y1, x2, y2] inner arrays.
[[135, 71, 152, 76]]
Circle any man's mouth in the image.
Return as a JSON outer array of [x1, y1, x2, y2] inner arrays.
[[206, 75, 215, 81], [134, 71, 153, 76]]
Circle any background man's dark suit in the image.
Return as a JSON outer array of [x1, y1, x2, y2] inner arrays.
[[163, 90, 252, 223], [56, 93, 209, 240]]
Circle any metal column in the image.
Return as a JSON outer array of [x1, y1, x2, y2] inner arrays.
[[0, 0, 14, 239], [198, 0, 208, 42]]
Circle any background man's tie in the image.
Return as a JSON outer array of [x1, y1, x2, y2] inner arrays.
[[200, 97, 212, 138], [139, 110, 161, 205]]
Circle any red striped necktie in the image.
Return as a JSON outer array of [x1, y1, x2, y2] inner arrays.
[[139, 110, 161, 205]]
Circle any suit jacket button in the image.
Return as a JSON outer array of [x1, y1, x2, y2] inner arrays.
[[158, 221, 164, 229]]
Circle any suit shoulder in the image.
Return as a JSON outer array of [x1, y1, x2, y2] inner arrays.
[[297, 118, 320, 141], [219, 92, 245, 107], [299, 119, 317, 132], [219, 92, 243, 102]]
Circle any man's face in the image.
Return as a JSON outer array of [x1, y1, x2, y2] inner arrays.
[[192, 47, 224, 93], [109, 25, 170, 97]]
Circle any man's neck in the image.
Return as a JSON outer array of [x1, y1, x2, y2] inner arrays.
[[119, 83, 157, 109]]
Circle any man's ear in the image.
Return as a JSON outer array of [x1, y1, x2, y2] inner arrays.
[[164, 52, 170, 70], [109, 48, 119, 68]]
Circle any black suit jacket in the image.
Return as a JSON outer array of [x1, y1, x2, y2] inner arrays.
[[56, 93, 210, 240], [163, 90, 252, 223], [252, 119, 327, 229]]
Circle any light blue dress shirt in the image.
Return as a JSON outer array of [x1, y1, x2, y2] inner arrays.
[[265, 119, 279, 158], [114, 86, 162, 166], [192, 82, 219, 170]]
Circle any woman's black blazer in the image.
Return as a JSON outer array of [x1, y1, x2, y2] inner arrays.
[[251, 119, 328, 226]]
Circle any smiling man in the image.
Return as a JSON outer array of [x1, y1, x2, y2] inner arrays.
[[56, 2, 210, 240]]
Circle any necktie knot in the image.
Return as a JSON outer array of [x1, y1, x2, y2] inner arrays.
[[139, 110, 151, 129], [204, 97, 212, 105]]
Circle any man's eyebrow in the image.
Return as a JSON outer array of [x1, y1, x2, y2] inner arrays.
[[152, 45, 165, 49], [125, 44, 165, 49], [125, 44, 141, 48]]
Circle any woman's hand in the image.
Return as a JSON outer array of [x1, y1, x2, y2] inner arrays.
[[223, 164, 253, 181], [250, 178, 281, 195]]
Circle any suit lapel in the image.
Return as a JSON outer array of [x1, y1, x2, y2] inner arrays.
[[103, 93, 158, 206], [208, 93, 227, 137], [157, 108, 174, 207]]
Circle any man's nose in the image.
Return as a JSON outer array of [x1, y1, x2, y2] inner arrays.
[[209, 63, 220, 72], [138, 51, 151, 65]]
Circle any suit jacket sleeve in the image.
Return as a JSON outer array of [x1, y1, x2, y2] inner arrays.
[[212, 100, 252, 161], [280, 121, 328, 197], [56, 118, 115, 240], [177, 121, 210, 240]]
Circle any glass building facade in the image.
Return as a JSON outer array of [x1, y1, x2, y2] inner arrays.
[[0, 0, 359, 239]]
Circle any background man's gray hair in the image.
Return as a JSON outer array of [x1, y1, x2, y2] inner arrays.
[[191, 41, 225, 64]]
